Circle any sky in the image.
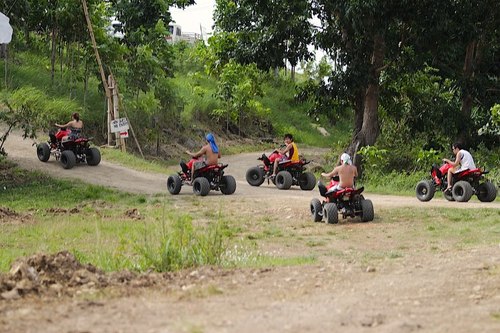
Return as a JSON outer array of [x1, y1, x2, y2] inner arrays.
[[170, 0, 216, 35]]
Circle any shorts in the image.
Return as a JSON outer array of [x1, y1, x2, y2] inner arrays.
[[326, 184, 344, 194]]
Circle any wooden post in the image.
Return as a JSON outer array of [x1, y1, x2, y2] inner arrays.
[[107, 75, 114, 146], [81, 0, 113, 145], [110, 75, 126, 151], [111, 73, 144, 159]]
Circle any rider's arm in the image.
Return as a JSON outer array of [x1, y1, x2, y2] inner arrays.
[[55, 120, 73, 128], [321, 166, 339, 178], [443, 152, 461, 167], [187, 146, 207, 159], [279, 143, 292, 156]]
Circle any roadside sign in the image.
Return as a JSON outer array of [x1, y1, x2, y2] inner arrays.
[[120, 131, 129, 138], [110, 117, 129, 133]]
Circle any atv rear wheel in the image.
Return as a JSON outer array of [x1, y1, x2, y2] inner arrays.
[[476, 182, 497, 202], [86, 147, 101, 166], [193, 177, 210, 196], [37, 143, 50, 162], [220, 175, 237, 195], [299, 172, 316, 191], [60, 150, 76, 169], [310, 198, 323, 222], [415, 180, 435, 202], [246, 166, 265, 186], [275, 171, 292, 190], [167, 174, 182, 195], [323, 203, 338, 224], [452, 181, 473, 202], [360, 199, 374, 222]]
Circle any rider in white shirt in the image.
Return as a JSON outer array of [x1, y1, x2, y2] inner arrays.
[[443, 142, 476, 191]]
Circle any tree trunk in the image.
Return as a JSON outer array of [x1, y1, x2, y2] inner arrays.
[[347, 89, 365, 166], [347, 33, 385, 171]]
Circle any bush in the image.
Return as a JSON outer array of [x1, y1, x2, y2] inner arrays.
[[137, 215, 232, 272]]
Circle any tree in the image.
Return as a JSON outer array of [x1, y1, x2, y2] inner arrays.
[[313, 0, 419, 158], [214, 0, 314, 77], [420, 0, 500, 144]]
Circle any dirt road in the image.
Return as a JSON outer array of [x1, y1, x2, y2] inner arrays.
[[1, 131, 500, 333], [3, 130, 499, 209]]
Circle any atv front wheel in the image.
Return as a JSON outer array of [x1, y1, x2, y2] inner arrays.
[[310, 198, 323, 222], [220, 175, 237, 195], [86, 147, 101, 166], [299, 172, 316, 191], [246, 167, 265, 186], [360, 199, 374, 222], [193, 177, 210, 196], [476, 182, 497, 202], [167, 174, 182, 195], [37, 143, 50, 162], [323, 203, 339, 224], [415, 180, 435, 202], [275, 171, 293, 190], [60, 150, 76, 169], [452, 181, 473, 202]]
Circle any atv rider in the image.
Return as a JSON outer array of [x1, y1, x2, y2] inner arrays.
[[321, 153, 358, 194], [271, 133, 299, 178], [54, 112, 83, 143], [443, 142, 476, 192], [184, 133, 221, 179]]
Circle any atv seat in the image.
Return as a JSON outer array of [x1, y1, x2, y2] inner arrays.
[[328, 186, 364, 199], [196, 163, 227, 175], [454, 168, 482, 179]]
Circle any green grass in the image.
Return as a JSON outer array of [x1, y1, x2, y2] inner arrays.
[[2, 157, 499, 274], [100, 147, 176, 174]]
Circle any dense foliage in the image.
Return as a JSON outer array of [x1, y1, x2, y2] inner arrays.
[[213, 0, 500, 163], [0, 0, 499, 176]]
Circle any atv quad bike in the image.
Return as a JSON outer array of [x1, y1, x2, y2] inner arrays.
[[310, 177, 374, 224], [167, 161, 236, 196], [246, 149, 316, 190], [36, 128, 101, 169], [415, 162, 497, 202]]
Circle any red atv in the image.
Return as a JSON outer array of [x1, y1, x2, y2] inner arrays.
[[245, 149, 316, 190], [416, 162, 497, 202], [310, 177, 374, 224], [36, 128, 101, 169], [167, 161, 236, 196]]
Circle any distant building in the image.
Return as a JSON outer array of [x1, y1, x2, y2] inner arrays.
[[107, 17, 124, 39], [166, 24, 202, 44]]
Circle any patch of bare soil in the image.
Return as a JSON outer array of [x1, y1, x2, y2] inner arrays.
[[0, 251, 245, 302], [0, 207, 31, 224]]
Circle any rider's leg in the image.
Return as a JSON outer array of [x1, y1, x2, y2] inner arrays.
[[446, 167, 456, 190], [272, 159, 278, 176]]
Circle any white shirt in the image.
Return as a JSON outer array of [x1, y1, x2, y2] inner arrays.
[[458, 149, 476, 171]]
